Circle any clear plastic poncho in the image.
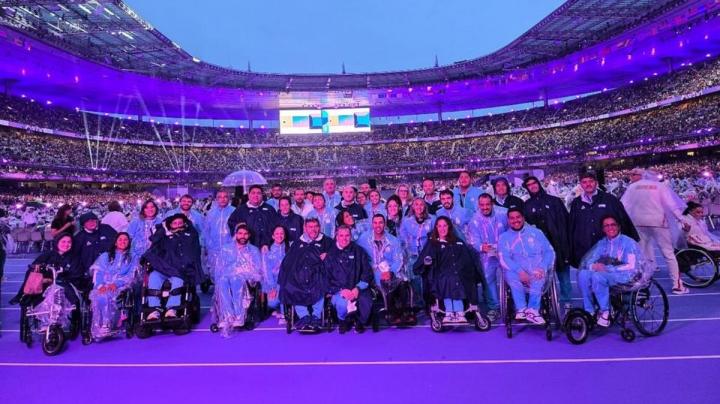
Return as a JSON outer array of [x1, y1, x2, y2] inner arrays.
[[579, 234, 654, 291], [88, 252, 139, 339]]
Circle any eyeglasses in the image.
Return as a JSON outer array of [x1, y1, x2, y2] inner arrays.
[[602, 223, 619, 228]]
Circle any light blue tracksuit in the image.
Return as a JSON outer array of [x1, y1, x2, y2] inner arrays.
[[467, 207, 508, 310]]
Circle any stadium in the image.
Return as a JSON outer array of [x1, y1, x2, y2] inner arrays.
[[1, 1, 720, 402]]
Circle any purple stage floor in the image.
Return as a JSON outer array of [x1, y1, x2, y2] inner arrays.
[[1, 257, 719, 403]]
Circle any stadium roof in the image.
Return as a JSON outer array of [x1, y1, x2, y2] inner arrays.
[[0, 0, 695, 90], [0, 0, 719, 119]]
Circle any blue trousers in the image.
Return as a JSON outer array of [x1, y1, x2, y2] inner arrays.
[[443, 298, 464, 312], [294, 298, 324, 318], [557, 264, 572, 304], [479, 261, 500, 310], [578, 270, 634, 312], [505, 269, 544, 311], [216, 276, 247, 322], [147, 271, 184, 308]]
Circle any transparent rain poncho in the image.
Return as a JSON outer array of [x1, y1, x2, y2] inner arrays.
[[212, 243, 264, 337], [88, 253, 138, 339], [202, 203, 235, 278], [29, 284, 75, 331], [579, 234, 653, 292]]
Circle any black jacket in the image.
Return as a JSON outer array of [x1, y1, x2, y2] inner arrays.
[[72, 224, 117, 275], [325, 242, 373, 294], [334, 201, 368, 221], [228, 202, 278, 248], [142, 222, 202, 283], [568, 190, 639, 268], [524, 189, 571, 268], [494, 195, 524, 211], [278, 234, 333, 306], [275, 211, 304, 244]]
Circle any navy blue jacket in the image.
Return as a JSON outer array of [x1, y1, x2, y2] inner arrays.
[[278, 234, 333, 306], [324, 242, 373, 294], [142, 222, 202, 283], [414, 239, 481, 303], [72, 224, 117, 275], [334, 201, 368, 221], [228, 203, 278, 248], [524, 189, 571, 268], [275, 211, 304, 244]]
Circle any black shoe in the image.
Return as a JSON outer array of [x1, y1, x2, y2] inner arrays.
[[354, 319, 365, 334], [295, 315, 310, 330], [310, 315, 321, 332], [339, 320, 350, 334], [9, 294, 22, 305]]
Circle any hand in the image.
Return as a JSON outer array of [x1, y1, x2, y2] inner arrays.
[[108, 284, 117, 292], [481, 243, 492, 253], [532, 270, 545, 280], [591, 263, 606, 272], [268, 288, 278, 300], [519, 271, 530, 284], [681, 222, 691, 232], [98, 285, 107, 293], [261, 245, 269, 253], [320, 253, 327, 261], [352, 288, 359, 299], [380, 271, 391, 281], [340, 289, 353, 300]]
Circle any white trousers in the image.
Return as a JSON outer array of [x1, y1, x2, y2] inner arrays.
[[637, 226, 681, 288]]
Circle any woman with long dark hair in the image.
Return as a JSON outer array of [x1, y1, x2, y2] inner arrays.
[[127, 199, 162, 257], [50, 204, 75, 238]]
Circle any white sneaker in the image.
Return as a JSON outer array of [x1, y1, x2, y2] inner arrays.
[[147, 310, 161, 321], [515, 308, 527, 321], [526, 309, 546, 325], [232, 319, 244, 327], [454, 312, 466, 323], [596, 311, 610, 328], [442, 313, 455, 323], [164, 309, 177, 319], [672, 286, 689, 295]]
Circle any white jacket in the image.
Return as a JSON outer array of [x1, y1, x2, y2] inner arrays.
[[620, 179, 684, 228], [101, 211, 129, 233], [684, 214, 720, 251]]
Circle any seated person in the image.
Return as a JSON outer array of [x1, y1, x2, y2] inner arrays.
[[215, 224, 263, 333], [142, 213, 202, 320], [414, 216, 483, 323], [335, 210, 369, 242], [357, 214, 412, 324], [325, 226, 374, 333], [278, 218, 333, 331], [262, 225, 288, 319], [577, 215, 648, 327], [11, 233, 84, 308], [88, 232, 139, 338], [498, 208, 555, 325], [683, 201, 720, 254]]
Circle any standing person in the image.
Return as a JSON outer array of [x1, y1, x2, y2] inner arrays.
[[453, 171, 482, 213], [203, 189, 235, 287], [399, 198, 436, 308], [421, 178, 441, 215], [334, 185, 368, 221], [365, 189, 386, 218], [522, 176, 572, 306], [263, 225, 288, 318], [435, 189, 472, 240], [498, 209, 556, 325], [101, 201, 129, 233], [22, 207, 38, 228], [291, 188, 313, 218], [165, 194, 205, 242], [467, 194, 507, 321], [620, 168, 690, 294], [275, 196, 304, 243], [384, 195, 403, 237], [227, 185, 277, 250], [325, 226, 374, 333], [569, 171, 638, 271], [307, 193, 336, 238], [396, 184, 413, 216], [72, 212, 117, 280], [322, 178, 342, 210], [278, 218, 333, 331], [266, 184, 284, 211], [127, 200, 163, 257], [50, 204, 75, 238], [492, 177, 524, 211]]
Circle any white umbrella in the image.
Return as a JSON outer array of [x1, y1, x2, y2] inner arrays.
[[222, 170, 268, 189]]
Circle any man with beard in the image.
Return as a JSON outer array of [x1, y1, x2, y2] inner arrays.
[[278, 218, 333, 331], [322, 178, 342, 210], [421, 178, 441, 215], [325, 226, 374, 333], [73, 212, 117, 282], [266, 184, 284, 211], [165, 194, 205, 242], [522, 176, 572, 307], [453, 171, 482, 213], [436, 189, 472, 240], [291, 187, 313, 218], [228, 185, 278, 250], [203, 189, 235, 287]]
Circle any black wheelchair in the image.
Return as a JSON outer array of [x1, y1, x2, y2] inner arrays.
[[19, 266, 90, 355], [675, 244, 719, 288], [564, 272, 669, 344], [498, 266, 562, 341], [209, 281, 266, 333], [284, 296, 338, 334], [371, 278, 417, 329], [134, 264, 200, 338]]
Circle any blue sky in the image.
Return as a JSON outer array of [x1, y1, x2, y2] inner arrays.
[[125, 0, 565, 74]]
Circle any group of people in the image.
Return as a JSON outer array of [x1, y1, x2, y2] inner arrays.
[[9, 167, 717, 340]]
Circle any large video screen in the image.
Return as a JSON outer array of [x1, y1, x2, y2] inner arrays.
[[280, 108, 371, 135]]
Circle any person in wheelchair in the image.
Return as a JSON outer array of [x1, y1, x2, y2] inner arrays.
[[278, 217, 333, 331], [262, 225, 288, 320], [214, 223, 263, 334], [498, 208, 556, 325], [683, 201, 720, 254], [11, 233, 84, 308], [325, 226, 374, 333], [88, 232, 139, 339], [414, 216, 483, 323], [141, 213, 202, 321], [357, 214, 413, 325], [577, 215, 648, 327]]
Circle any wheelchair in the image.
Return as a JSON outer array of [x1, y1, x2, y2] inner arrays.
[[283, 297, 337, 334], [134, 264, 200, 338], [371, 278, 417, 329], [675, 245, 719, 288], [209, 280, 266, 334], [564, 270, 669, 344], [499, 265, 562, 341], [19, 266, 90, 356], [84, 287, 135, 344], [427, 297, 491, 333]]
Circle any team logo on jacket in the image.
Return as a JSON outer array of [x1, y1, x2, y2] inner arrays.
[[349, 255, 355, 259]]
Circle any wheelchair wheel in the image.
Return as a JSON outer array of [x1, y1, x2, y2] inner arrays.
[[82, 333, 92, 345], [621, 328, 636, 342], [676, 249, 718, 288], [474, 312, 491, 332], [134, 323, 153, 339], [210, 323, 219, 333], [498, 272, 508, 325], [548, 273, 563, 330], [200, 279, 213, 294], [631, 279, 669, 337], [41, 325, 65, 356], [564, 309, 589, 345], [430, 312, 444, 332], [190, 294, 201, 324]]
